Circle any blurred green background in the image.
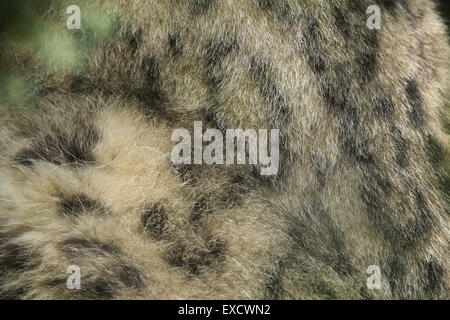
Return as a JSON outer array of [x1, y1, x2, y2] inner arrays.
[[0, 0, 116, 114]]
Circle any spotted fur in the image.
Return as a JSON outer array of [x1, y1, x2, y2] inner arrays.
[[0, 0, 449, 299]]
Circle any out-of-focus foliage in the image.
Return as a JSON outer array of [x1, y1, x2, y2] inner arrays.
[[0, 0, 116, 114]]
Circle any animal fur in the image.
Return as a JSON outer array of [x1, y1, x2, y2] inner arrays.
[[0, 0, 449, 299]]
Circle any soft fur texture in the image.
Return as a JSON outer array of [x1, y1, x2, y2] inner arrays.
[[0, 0, 449, 299]]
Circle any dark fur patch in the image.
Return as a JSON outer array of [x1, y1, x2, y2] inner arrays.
[[308, 52, 326, 74], [264, 253, 343, 299], [425, 134, 446, 164], [340, 2, 379, 81], [205, 38, 236, 66], [305, 21, 376, 165], [361, 170, 431, 248], [14, 116, 99, 167], [247, 55, 291, 183], [118, 265, 146, 290], [126, 28, 142, 56], [248, 55, 290, 124], [205, 37, 237, 91], [50, 264, 145, 298], [356, 30, 379, 83], [378, 0, 400, 13], [391, 124, 408, 168], [168, 30, 183, 57], [59, 193, 106, 218], [175, 165, 248, 217], [190, 198, 213, 222], [303, 11, 382, 164], [248, 163, 283, 191], [141, 204, 168, 240], [304, 19, 326, 75], [385, 255, 407, 298], [137, 56, 165, 105], [0, 285, 30, 300], [360, 170, 394, 237], [437, 170, 450, 204], [0, 233, 40, 299], [14, 148, 43, 167], [57, 237, 147, 297], [333, 7, 350, 38], [256, 0, 297, 25], [287, 197, 354, 277], [358, 286, 372, 300], [171, 163, 198, 184], [191, 0, 216, 15], [60, 238, 120, 258], [215, 175, 247, 208], [405, 79, 425, 128], [341, 132, 374, 164], [361, 169, 433, 250], [81, 277, 116, 299], [70, 74, 91, 93], [311, 151, 326, 184], [0, 242, 32, 272], [322, 84, 374, 164], [423, 134, 450, 203], [411, 188, 434, 241], [374, 95, 394, 120], [48, 275, 117, 299], [264, 258, 286, 299], [424, 259, 445, 294], [164, 237, 226, 275]]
